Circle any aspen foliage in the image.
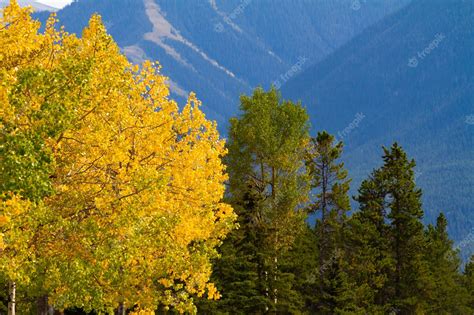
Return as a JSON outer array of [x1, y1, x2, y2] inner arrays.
[[0, 1, 235, 313]]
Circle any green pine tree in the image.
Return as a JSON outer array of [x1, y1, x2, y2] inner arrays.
[[318, 251, 362, 315], [346, 167, 394, 313], [306, 132, 351, 264], [196, 185, 268, 314], [424, 213, 472, 314], [203, 87, 311, 314], [305, 132, 352, 312], [379, 143, 429, 312], [347, 143, 432, 313], [464, 255, 474, 310], [281, 223, 319, 314]]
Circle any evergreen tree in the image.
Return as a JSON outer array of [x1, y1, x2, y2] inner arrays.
[[318, 251, 361, 314], [347, 143, 431, 313], [464, 255, 474, 310], [381, 143, 429, 313], [197, 185, 268, 314], [424, 213, 472, 314], [306, 132, 351, 265], [305, 132, 352, 311], [346, 168, 394, 313], [205, 87, 311, 313], [281, 224, 319, 314]]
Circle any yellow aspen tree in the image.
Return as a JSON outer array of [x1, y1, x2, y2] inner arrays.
[[1, 1, 235, 313], [0, 2, 76, 313]]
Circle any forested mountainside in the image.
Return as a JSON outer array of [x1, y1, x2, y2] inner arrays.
[[34, 0, 411, 126], [282, 0, 474, 257]]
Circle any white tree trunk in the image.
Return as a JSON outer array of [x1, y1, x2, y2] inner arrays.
[[274, 256, 278, 309], [116, 302, 126, 315], [8, 281, 16, 315]]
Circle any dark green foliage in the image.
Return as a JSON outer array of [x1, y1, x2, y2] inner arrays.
[[424, 213, 472, 314], [464, 256, 474, 310], [306, 131, 351, 266], [381, 144, 427, 312], [198, 87, 311, 314], [345, 190, 394, 313], [317, 251, 361, 315], [197, 186, 269, 314], [305, 131, 354, 313], [202, 116, 473, 314], [281, 224, 318, 314], [337, 144, 471, 314], [347, 144, 430, 312]]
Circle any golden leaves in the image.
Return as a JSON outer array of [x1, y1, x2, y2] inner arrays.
[[0, 1, 235, 312]]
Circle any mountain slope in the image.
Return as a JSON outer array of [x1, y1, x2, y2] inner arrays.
[[33, 0, 410, 126], [282, 0, 474, 255]]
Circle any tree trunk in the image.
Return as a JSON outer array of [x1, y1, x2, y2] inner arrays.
[[273, 256, 278, 313], [8, 281, 16, 315], [116, 302, 126, 315], [37, 295, 49, 315], [271, 166, 276, 198], [319, 161, 328, 284]]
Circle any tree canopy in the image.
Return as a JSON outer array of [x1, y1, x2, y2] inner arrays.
[[0, 1, 235, 313]]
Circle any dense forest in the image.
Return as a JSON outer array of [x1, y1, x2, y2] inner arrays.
[[0, 2, 473, 314]]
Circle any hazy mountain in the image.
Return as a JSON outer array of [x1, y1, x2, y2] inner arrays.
[[33, 0, 411, 127], [0, 0, 57, 11], [282, 0, 474, 257]]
